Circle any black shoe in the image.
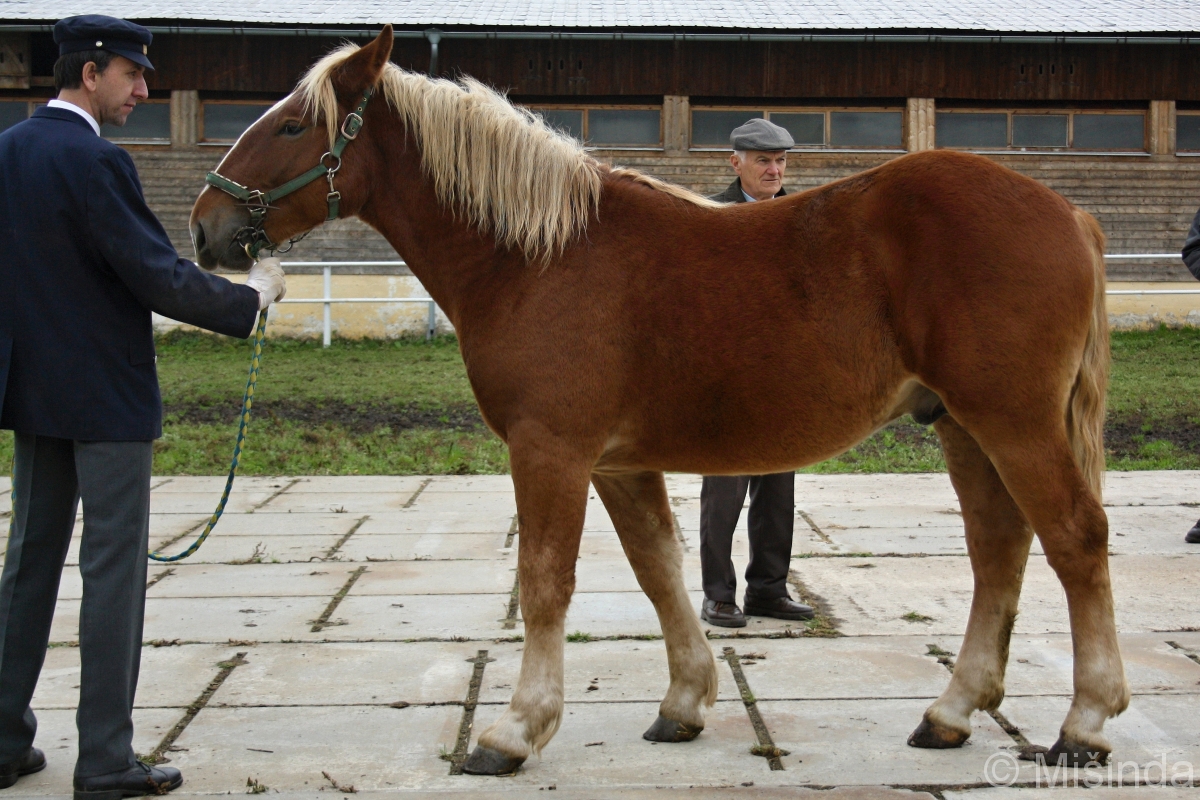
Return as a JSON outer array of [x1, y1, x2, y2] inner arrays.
[[1187, 520, 1200, 544], [744, 594, 815, 621], [73, 762, 182, 800], [700, 599, 746, 628], [0, 747, 46, 790]]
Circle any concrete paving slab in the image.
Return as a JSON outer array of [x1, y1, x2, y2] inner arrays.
[[805, 504, 966, 531], [427, 475, 516, 492], [758, 698, 1021, 787], [947, 791, 1198, 799], [166, 704, 460, 792], [410, 491, 517, 516], [813, 530, 969, 556], [146, 564, 358, 598], [356, 510, 515, 535], [141, 596, 329, 643], [335, 533, 512, 561], [215, 641, 478, 706], [479, 640, 740, 704], [794, 473, 959, 506], [997, 693, 1200, 765], [288, 476, 428, 493], [324, 593, 512, 640], [188, 512, 365, 537], [454, 700, 767, 789], [3, 708, 183, 796], [734, 636, 959, 701], [141, 534, 343, 564], [146, 491, 278, 515], [1005, 634, 1200, 697], [794, 554, 1200, 637], [33, 644, 240, 710], [1106, 505, 1200, 554], [259, 492, 421, 514], [351, 560, 515, 595], [150, 476, 295, 493], [1103, 470, 1199, 507]]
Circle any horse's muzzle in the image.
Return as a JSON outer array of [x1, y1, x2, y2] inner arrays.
[[191, 213, 254, 272]]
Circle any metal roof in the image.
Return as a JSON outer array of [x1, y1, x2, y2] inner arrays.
[[0, 0, 1197, 35]]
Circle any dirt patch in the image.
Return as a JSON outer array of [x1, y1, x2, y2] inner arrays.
[[1105, 413, 1200, 457], [164, 399, 484, 433]]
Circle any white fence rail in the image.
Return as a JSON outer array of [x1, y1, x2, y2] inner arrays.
[[282, 256, 1199, 346]]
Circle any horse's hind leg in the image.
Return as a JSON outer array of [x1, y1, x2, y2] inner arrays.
[[981, 428, 1128, 764], [591, 471, 719, 741], [909, 416, 1034, 748], [463, 435, 591, 775]]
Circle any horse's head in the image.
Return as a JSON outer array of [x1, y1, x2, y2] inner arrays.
[[189, 25, 394, 270]]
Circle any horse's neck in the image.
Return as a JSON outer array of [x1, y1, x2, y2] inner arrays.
[[357, 133, 511, 326]]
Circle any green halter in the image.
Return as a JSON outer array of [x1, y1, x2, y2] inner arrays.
[[205, 89, 373, 259]]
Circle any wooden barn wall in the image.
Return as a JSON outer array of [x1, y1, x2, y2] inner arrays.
[[130, 146, 1198, 281], [100, 36, 1199, 102]]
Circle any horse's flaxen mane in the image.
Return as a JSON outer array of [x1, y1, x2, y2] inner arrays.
[[297, 44, 718, 261]]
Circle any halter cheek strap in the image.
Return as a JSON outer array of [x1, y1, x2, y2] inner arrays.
[[205, 89, 373, 259]]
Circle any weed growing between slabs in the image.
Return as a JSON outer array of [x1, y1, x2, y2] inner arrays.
[[0, 327, 1196, 476]]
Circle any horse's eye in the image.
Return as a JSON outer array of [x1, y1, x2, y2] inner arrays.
[[279, 121, 305, 136]]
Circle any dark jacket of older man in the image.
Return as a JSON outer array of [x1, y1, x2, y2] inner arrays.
[[1184, 206, 1200, 281]]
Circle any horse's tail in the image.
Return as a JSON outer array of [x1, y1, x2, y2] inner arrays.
[[1067, 209, 1109, 501]]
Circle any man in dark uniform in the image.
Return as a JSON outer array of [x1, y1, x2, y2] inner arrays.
[[0, 16, 286, 797], [1184, 206, 1200, 543], [699, 118, 815, 628]]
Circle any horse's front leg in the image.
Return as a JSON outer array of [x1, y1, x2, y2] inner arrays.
[[591, 470, 718, 741], [463, 431, 592, 775]]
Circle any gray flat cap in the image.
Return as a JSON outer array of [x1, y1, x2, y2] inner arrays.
[[730, 118, 794, 151]]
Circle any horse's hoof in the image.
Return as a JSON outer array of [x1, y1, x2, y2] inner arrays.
[[1044, 736, 1109, 767], [907, 717, 970, 749], [461, 745, 525, 775], [642, 715, 703, 743]]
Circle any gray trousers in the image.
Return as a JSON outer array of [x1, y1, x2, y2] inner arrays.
[[699, 472, 795, 604], [0, 433, 151, 777]]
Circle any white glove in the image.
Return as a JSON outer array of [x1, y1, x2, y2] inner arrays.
[[246, 257, 287, 310]]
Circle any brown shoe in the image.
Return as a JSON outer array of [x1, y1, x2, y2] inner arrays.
[[700, 599, 746, 628], [744, 594, 814, 621]]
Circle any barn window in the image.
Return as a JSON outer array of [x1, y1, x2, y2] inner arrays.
[[1072, 114, 1144, 150], [935, 112, 1007, 148], [1012, 114, 1068, 147], [1176, 112, 1200, 152], [0, 99, 31, 132], [527, 106, 662, 148], [588, 109, 661, 146], [201, 101, 275, 143], [936, 109, 1146, 152], [102, 100, 170, 143], [690, 107, 902, 150], [691, 110, 763, 146]]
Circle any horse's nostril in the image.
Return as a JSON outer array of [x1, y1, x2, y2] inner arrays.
[[192, 222, 207, 253]]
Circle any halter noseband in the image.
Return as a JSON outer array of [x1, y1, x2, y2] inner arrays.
[[205, 89, 373, 259]]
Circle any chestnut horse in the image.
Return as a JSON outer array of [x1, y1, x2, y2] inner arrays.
[[191, 26, 1127, 775]]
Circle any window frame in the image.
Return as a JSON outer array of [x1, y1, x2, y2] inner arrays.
[[525, 104, 664, 150], [935, 108, 1148, 154], [1177, 111, 1200, 155], [689, 105, 906, 152], [199, 99, 279, 145]]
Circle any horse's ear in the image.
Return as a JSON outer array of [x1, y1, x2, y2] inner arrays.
[[334, 25, 394, 96]]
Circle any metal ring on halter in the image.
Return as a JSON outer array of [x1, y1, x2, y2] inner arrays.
[[321, 152, 342, 174]]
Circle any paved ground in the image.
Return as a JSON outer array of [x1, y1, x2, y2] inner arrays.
[[0, 471, 1198, 799]]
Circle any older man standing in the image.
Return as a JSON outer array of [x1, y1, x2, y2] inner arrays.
[[0, 15, 284, 797], [699, 118, 815, 628]]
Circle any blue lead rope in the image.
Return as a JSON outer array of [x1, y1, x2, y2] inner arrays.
[[148, 307, 269, 562]]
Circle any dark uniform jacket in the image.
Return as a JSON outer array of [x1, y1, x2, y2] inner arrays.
[[0, 107, 260, 441], [1185, 206, 1200, 281], [709, 177, 787, 204]]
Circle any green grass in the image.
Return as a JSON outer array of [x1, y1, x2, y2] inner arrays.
[[0, 328, 1198, 476]]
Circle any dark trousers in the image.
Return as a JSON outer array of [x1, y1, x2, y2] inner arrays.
[[699, 472, 795, 604], [0, 433, 152, 778]]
